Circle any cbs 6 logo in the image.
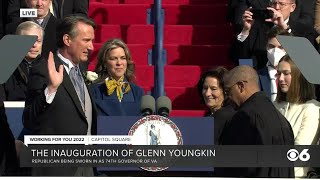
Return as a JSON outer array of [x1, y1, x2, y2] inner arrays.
[[287, 149, 310, 162]]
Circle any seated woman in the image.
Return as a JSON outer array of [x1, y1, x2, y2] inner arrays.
[[91, 39, 144, 116], [274, 55, 320, 178], [197, 67, 236, 144]]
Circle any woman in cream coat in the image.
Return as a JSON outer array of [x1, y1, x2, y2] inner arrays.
[[274, 55, 320, 178]]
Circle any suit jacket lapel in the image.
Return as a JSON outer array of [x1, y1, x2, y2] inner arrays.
[[54, 55, 86, 118]]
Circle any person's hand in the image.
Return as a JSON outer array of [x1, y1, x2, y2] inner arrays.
[[47, 52, 64, 94], [266, 7, 288, 29], [242, 7, 254, 34]]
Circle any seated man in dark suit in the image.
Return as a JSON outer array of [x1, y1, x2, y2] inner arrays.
[[3, 21, 44, 101], [232, 0, 315, 70], [215, 65, 295, 177]]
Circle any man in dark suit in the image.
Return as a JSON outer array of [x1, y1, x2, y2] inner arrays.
[[231, 0, 315, 70], [23, 15, 97, 176], [215, 65, 295, 177], [51, 0, 89, 19], [6, 0, 57, 59]]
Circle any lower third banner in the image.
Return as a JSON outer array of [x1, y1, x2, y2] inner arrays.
[[19, 145, 320, 168]]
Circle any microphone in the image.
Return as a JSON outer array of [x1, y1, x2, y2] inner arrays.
[[156, 96, 172, 117], [140, 95, 155, 117]]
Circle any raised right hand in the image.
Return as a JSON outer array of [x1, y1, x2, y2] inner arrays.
[[242, 8, 254, 33], [47, 52, 64, 94]]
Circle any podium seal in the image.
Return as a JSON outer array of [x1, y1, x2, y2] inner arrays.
[[128, 115, 183, 172]]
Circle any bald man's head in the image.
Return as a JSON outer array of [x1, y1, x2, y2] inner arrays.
[[225, 65, 259, 87], [224, 65, 260, 106]]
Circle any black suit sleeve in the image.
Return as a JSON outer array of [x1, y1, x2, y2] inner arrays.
[[23, 59, 49, 133], [232, 0, 249, 32]]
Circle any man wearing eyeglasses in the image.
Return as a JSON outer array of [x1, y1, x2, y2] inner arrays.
[[230, 0, 315, 70], [215, 65, 295, 177]]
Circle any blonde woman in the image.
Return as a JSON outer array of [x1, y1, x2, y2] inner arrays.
[[91, 38, 144, 116]]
